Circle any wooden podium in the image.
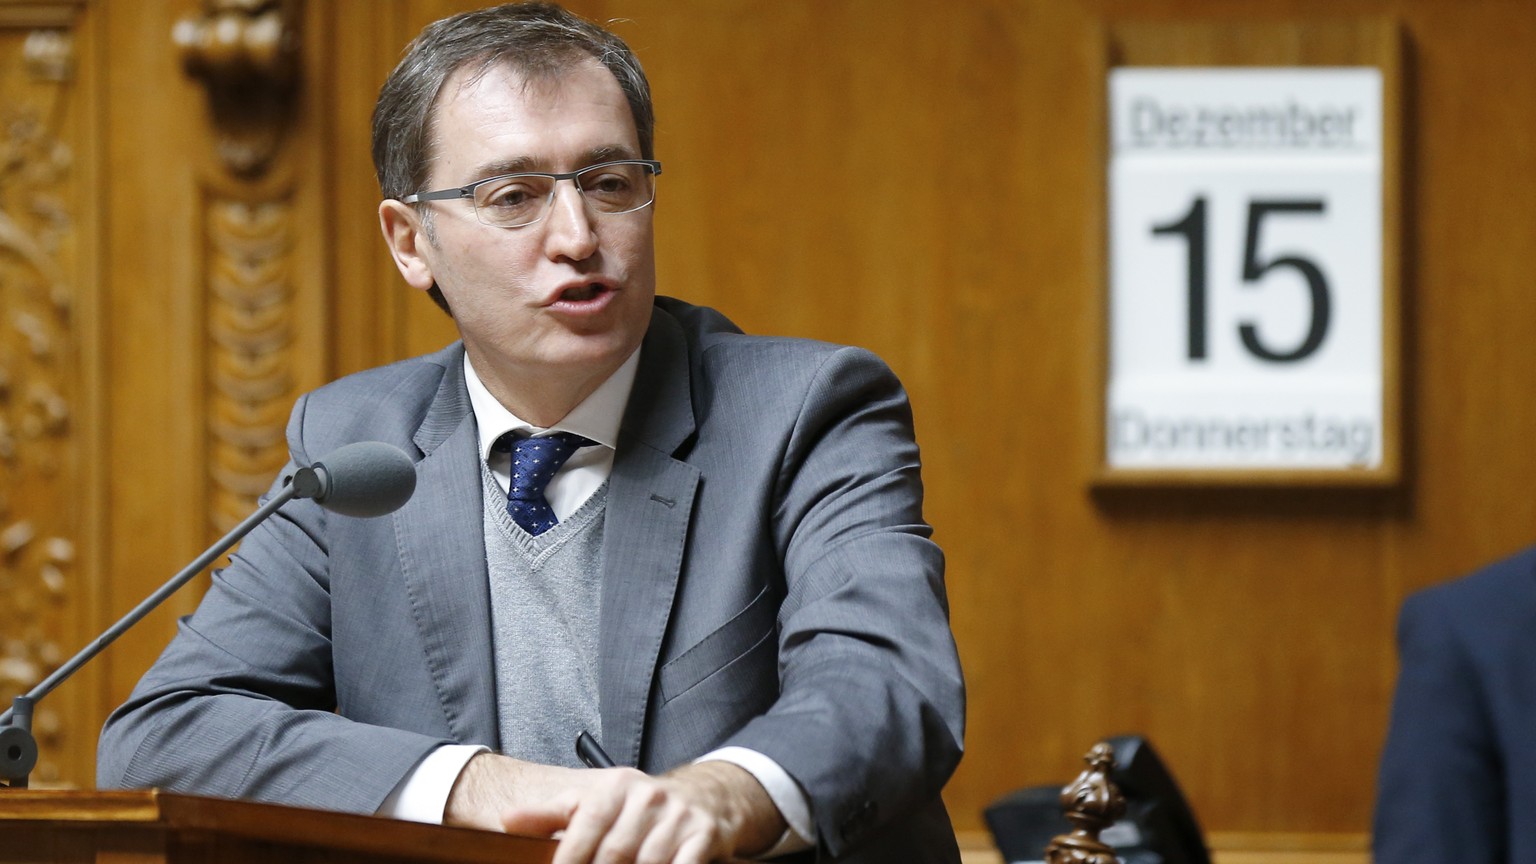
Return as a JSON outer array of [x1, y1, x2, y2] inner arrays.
[[0, 790, 556, 863]]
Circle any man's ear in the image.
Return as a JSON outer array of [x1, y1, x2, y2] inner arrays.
[[379, 200, 437, 292]]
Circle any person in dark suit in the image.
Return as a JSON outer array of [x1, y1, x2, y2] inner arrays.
[[1374, 545, 1536, 864], [96, 3, 963, 863]]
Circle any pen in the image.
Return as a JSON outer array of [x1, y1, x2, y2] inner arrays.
[[576, 729, 616, 768]]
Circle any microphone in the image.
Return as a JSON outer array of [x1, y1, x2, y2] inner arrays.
[[288, 440, 417, 517], [0, 441, 416, 789]]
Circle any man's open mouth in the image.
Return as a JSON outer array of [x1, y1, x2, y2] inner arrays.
[[559, 283, 609, 302]]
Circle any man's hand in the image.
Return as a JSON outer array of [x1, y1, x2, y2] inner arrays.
[[445, 753, 787, 863]]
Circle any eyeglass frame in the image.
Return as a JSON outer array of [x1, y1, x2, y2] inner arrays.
[[398, 159, 663, 228]]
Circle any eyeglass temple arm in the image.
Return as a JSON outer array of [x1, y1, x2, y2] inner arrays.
[[400, 188, 469, 204]]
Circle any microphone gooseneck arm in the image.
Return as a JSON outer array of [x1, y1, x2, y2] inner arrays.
[[0, 483, 298, 732], [1, 483, 299, 787], [0, 441, 415, 789]]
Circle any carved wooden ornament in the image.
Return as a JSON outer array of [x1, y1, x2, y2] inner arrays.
[[1045, 742, 1128, 864], [0, 17, 82, 784], [172, 0, 301, 176]]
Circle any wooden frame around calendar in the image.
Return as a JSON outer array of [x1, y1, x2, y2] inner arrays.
[[1090, 18, 1404, 489]]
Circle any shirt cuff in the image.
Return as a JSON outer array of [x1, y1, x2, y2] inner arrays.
[[376, 744, 489, 824], [696, 746, 815, 858]]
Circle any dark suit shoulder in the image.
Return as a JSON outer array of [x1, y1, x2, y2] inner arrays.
[[1401, 544, 1536, 665], [1407, 545, 1536, 618]]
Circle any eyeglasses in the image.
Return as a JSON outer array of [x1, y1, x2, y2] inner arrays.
[[401, 159, 662, 229]]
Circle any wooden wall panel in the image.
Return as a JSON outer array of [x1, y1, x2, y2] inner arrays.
[[94, 0, 216, 775], [326, 0, 419, 375], [9, 0, 1536, 861], [0, 0, 99, 789], [93, 0, 332, 776]]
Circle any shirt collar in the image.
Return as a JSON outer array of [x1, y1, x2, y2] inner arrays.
[[464, 348, 640, 462]]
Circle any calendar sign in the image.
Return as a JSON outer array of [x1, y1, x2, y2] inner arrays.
[[1107, 68, 1385, 472]]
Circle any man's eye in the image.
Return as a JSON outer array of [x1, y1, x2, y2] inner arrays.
[[586, 174, 632, 194], [482, 184, 540, 208]]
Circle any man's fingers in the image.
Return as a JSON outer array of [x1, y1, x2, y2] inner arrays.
[[594, 781, 669, 860], [546, 775, 635, 864], [499, 799, 575, 839], [625, 798, 691, 864], [495, 766, 743, 864], [608, 782, 729, 864], [669, 827, 720, 864]]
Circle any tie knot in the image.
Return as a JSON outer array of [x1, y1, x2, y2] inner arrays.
[[506, 432, 595, 495], [502, 432, 596, 536]]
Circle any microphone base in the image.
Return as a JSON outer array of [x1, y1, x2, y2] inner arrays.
[[0, 696, 37, 789]]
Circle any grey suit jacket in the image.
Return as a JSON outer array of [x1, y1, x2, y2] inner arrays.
[[99, 297, 965, 862]]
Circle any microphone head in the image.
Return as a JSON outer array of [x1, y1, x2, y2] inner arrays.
[[299, 441, 417, 517]]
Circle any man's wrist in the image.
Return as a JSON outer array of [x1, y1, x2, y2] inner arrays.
[[446, 752, 580, 832], [696, 747, 815, 856], [445, 751, 520, 830], [378, 744, 488, 825]]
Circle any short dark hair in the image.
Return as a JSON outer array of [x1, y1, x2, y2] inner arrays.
[[371, 2, 655, 313]]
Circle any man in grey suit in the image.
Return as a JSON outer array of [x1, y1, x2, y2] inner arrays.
[[97, 4, 964, 862]]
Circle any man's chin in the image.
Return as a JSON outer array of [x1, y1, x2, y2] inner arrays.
[[538, 333, 642, 375]]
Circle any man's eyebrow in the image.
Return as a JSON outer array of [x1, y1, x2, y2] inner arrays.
[[467, 155, 538, 182], [467, 146, 640, 182], [583, 144, 638, 164]]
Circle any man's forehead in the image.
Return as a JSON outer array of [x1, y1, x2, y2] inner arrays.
[[426, 57, 637, 169], [438, 55, 621, 120]]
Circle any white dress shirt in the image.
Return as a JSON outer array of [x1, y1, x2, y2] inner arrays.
[[378, 350, 813, 856]]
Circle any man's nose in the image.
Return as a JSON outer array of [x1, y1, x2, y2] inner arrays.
[[542, 180, 598, 260]]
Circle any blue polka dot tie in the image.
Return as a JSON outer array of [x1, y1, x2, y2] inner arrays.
[[503, 432, 596, 536]]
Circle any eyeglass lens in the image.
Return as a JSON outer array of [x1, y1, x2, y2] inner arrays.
[[471, 162, 656, 228]]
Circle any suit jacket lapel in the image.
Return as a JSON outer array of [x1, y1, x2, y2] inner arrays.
[[599, 307, 700, 768], [395, 347, 501, 749]]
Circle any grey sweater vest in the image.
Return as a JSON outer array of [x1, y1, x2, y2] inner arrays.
[[482, 467, 607, 767]]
